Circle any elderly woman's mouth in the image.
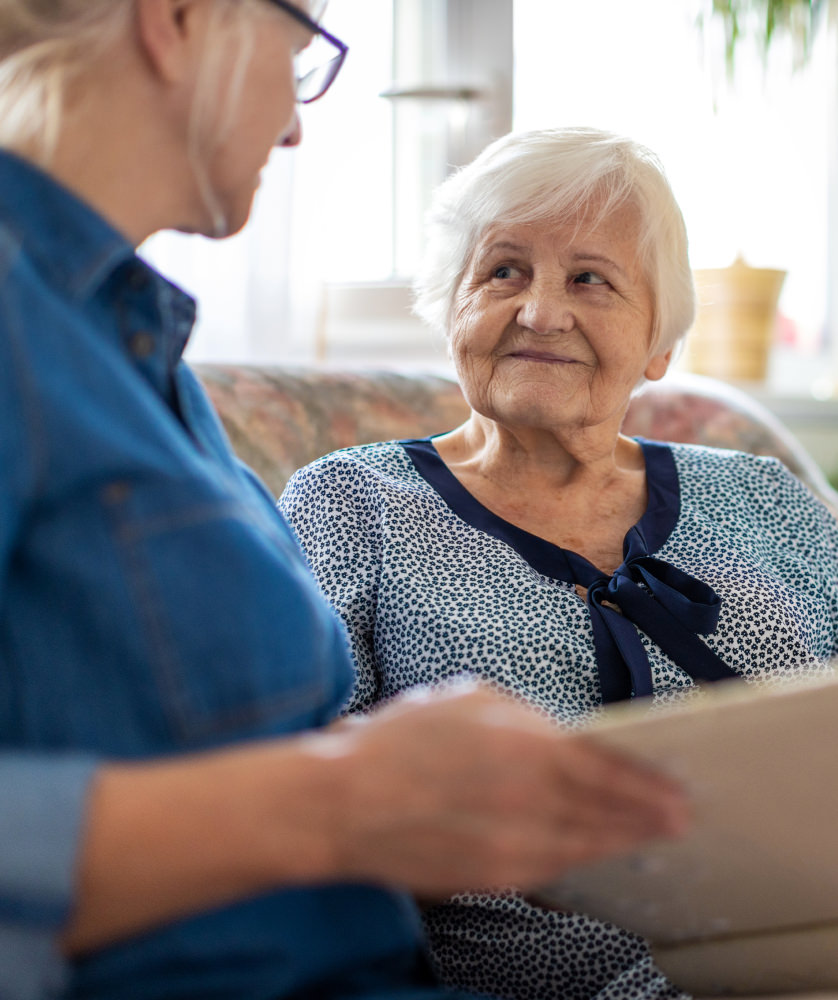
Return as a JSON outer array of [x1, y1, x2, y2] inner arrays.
[[506, 351, 581, 364]]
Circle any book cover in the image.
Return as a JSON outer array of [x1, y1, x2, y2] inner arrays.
[[533, 671, 838, 996]]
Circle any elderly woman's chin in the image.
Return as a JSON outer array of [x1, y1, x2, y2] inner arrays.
[[467, 372, 636, 438]]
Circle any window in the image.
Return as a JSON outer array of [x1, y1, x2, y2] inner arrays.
[[514, 0, 832, 397], [142, 0, 835, 401], [141, 0, 511, 368]]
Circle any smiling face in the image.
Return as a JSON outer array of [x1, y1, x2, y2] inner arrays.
[[449, 199, 671, 438]]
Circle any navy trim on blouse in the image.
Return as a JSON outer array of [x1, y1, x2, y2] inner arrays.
[[401, 436, 679, 583], [401, 436, 738, 703]]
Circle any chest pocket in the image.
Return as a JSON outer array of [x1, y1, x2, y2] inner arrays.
[[102, 473, 344, 747]]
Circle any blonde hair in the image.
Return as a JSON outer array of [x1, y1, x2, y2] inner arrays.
[[414, 127, 696, 354], [0, 0, 262, 233], [0, 1, 133, 157]]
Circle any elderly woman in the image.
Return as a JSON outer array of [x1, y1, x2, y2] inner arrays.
[[0, 11, 692, 1000], [280, 127, 838, 1000]]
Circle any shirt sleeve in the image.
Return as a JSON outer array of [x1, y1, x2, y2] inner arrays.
[[279, 456, 384, 712], [0, 753, 99, 1000], [0, 273, 101, 998], [749, 456, 838, 657]]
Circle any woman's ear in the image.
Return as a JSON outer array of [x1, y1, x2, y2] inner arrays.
[[644, 348, 672, 383], [135, 0, 208, 84]]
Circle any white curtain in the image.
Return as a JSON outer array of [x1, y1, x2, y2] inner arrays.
[[140, 147, 325, 365], [140, 0, 394, 366]]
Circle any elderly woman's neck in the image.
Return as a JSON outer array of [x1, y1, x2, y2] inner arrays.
[[435, 416, 643, 488], [433, 416, 649, 572]]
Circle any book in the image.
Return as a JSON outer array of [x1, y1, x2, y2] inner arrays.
[[533, 671, 838, 997]]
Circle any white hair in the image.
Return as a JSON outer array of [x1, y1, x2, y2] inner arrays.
[[0, 0, 261, 234], [414, 126, 695, 354]]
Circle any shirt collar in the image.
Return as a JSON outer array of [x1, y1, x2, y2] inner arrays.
[[0, 147, 135, 300]]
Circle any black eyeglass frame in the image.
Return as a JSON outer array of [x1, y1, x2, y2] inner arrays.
[[266, 0, 348, 104]]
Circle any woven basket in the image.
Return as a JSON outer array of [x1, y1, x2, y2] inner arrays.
[[685, 256, 786, 382]]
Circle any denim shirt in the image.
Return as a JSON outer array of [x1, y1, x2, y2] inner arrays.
[[0, 150, 434, 1000]]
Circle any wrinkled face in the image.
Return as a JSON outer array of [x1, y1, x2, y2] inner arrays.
[[449, 200, 670, 436], [199, 1, 310, 236]]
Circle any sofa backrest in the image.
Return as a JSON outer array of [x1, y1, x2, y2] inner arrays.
[[195, 365, 470, 498], [194, 363, 838, 510]]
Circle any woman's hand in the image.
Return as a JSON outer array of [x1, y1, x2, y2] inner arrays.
[[320, 680, 689, 896], [63, 680, 687, 955]]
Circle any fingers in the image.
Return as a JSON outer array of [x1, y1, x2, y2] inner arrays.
[[546, 734, 690, 839], [429, 685, 689, 839], [330, 683, 690, 897]]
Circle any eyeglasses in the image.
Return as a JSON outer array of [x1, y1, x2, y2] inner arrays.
[[266, 0, 348, 104]]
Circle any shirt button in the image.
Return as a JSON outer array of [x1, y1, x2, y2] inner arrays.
[[126, 266, 150, 291], [128, 331, 156, 358], [102, 481, 130, 505]]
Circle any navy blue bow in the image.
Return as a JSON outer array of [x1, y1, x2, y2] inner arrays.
[[569, 525, 738, 703]]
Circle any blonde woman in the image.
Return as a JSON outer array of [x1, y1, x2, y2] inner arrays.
[[0, 4, 688, 1000]]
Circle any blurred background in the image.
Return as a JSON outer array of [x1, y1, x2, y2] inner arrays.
[[140, 0, 838, 483]]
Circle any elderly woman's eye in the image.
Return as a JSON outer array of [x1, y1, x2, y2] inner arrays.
[[492, 265, 522, 280], [575, 271, 607, 285]]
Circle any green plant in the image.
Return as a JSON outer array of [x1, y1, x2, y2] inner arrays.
[[704, 0, 831, 72]]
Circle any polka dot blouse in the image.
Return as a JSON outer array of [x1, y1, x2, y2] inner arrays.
[[279, 437, 838, 1000]]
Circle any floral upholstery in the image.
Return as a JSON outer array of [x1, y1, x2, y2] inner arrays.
[[622, 371, 838, 511], [194, 363, 838, 511], [194, 364, 471, 499]]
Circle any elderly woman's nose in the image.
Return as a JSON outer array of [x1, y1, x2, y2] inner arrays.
[[516, 281, 574, 334]]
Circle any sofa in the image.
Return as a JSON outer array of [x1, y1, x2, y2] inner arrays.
[[194, 362, 838, 510]]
